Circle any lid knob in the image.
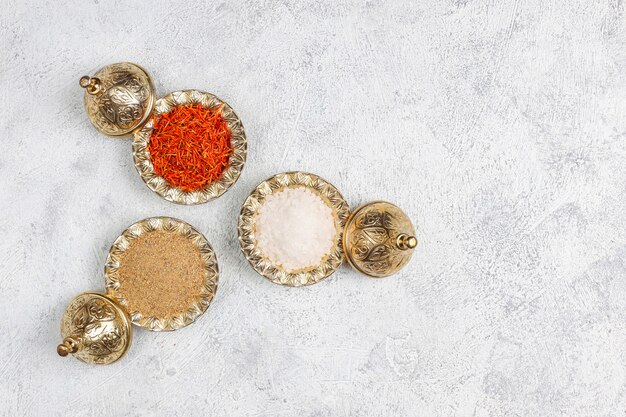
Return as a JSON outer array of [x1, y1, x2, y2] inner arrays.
[[79, 75, 102, 95], [396, 233, 417, 250], [343, 201, 417, 278], [58, 292, 132, 365], [80, 62, 156, 137], [57, 337, 80, 357]]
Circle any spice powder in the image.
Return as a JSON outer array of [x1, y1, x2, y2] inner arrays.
[[114, 230, 205, 318]]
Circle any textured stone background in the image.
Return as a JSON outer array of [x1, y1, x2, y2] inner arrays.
[[1, 1, 626, 416]]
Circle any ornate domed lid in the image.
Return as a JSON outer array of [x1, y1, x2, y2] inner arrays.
[[57, 292, 132, 365], [80, 62, 156, 137], [342, 201, 417, 278]]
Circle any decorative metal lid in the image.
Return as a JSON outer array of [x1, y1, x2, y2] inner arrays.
[[57, 292, 132, 365], [342, 201, 417, 278], [80, 62, 156, 137]]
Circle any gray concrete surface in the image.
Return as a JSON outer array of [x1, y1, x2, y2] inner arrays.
[[1, 0, 626, 415]]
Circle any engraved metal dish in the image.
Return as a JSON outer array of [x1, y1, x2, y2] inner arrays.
[[104, 217, 219, 331], [238, 172, 350, 287], [133, 90, 247, 205], [58, 292, 132, 365]]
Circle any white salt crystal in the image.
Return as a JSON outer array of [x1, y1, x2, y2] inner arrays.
[[254, 186, 337, 272]]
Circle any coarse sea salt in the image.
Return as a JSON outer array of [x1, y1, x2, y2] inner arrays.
[[254, 187, 337, 272]]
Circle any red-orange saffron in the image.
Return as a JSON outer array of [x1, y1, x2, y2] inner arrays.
[[148, 103, 233, 192]]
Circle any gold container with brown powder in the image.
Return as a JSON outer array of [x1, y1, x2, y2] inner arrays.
[[57, 217, 219, 365]]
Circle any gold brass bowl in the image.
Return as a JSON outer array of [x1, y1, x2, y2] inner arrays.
[[238, 172, 418, 286], [238, 172, 350, 287], [80, 63, 247, 205], [133, 90, 247, 205], [104, 217, 219, 331]]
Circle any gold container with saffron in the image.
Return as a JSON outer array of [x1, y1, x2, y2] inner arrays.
[[80, 62, 247, 205]]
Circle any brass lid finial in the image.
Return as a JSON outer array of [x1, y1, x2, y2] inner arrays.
[[79, 75, 102, 95], [57, 337, 79, 357], [396, 233, 417, 250]]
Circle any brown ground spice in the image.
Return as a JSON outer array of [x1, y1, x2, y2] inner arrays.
[[115, 230, 205, 318]]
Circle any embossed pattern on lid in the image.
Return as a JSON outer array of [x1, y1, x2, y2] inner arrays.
[[343, 201, 417, 278], [58, 292, 132, 365], [81, 62, 156, 137]]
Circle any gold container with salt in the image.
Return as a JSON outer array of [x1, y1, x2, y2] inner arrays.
[[238, 172, 418, 286], [57, 217, 219, 365]]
